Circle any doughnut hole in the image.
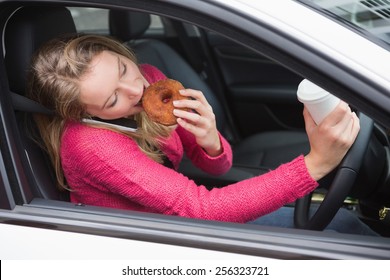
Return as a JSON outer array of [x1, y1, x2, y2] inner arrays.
[[161, 91, 172, 104]]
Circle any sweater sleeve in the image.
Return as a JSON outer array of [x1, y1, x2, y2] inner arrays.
[[176, 125, 232, 175], [62, 123, 318, 223]]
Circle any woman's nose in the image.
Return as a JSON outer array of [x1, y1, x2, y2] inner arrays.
[[120, 81, 143, 97]]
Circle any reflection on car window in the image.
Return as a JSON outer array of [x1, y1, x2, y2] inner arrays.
[[307, 0, 390, 46], [67, 7, 163, 33], [68, 7, 108, 32]]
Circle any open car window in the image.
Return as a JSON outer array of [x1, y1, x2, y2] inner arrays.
[[0, 0, 389, 263], [68, 7, 164, 34]]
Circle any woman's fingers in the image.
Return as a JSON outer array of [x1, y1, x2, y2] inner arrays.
[[321, 101, 350, 126], [173, 88, 221, 156], [173, 89, 213, 115], [322, 102, 359, 145], [173, 88, 216, 129]]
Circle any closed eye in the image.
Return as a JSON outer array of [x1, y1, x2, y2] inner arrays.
[[108, 92, 118, 108], [121, 62, 127, 77]]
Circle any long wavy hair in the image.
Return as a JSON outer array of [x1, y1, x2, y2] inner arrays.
[[27, 34, 171, 191]]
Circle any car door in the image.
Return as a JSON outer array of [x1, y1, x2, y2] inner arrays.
[[203, 31, 305, 138]]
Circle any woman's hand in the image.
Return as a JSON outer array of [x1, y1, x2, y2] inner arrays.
[[173, 88, 222, 156], [304, 101, 360, 181]]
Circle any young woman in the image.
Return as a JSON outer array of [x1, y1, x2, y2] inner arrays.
[[27, 34, 375, 235]]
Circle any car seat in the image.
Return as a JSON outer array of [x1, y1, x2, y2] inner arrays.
[[4, 6, 77, 200], [109, 10, 310, 182]]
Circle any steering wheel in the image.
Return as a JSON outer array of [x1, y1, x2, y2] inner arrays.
[[294, 112, 374, 230]]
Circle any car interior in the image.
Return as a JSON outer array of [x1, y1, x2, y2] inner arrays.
[[4, 5, 309, 194], [107, 9, 312, 186], [1, 4, 390, 237]]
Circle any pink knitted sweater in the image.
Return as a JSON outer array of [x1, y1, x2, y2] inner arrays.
[[61, 64, 318, 223]]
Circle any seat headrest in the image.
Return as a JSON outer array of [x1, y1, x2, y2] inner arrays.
[[4, 6, 77, 94], [109, 10, 151, 42]]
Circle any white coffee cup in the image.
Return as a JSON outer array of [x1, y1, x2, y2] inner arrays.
[[297, 79, 340, 125]]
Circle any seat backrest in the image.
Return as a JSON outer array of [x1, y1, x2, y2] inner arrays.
[[4, 6, 77, 200], [109, 10, 228, 134]]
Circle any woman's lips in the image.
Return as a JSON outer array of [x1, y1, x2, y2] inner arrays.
[[138, 86, 147, 107]]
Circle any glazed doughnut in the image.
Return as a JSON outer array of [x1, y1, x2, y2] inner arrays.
[[142, 79, 190, 126]]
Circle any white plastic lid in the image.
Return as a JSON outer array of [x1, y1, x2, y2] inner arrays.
[[297, 79, 329, 102]]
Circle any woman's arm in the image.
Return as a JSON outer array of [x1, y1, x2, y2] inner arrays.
[[62, 124, 316, 223]]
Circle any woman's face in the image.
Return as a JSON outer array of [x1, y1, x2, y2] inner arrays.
[[79, 50, 148, 119]]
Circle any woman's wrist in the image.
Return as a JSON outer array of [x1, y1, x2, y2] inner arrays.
[[304, 153, 332, 181], [203, 141, 222, 157]]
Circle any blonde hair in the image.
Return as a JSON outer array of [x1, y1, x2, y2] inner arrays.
[[27, 34, 171, 190]]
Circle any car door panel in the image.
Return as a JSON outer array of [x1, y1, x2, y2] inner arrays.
[[206, 32, 305, 137]]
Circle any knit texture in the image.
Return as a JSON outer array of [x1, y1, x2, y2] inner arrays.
[[61, 64, 318, 223]]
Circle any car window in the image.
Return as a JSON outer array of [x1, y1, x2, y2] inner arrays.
[[304, 0, 390, 48], [67, 7, 164, 34]]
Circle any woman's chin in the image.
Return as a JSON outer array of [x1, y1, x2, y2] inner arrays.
[[130, 106, 144, 116]]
